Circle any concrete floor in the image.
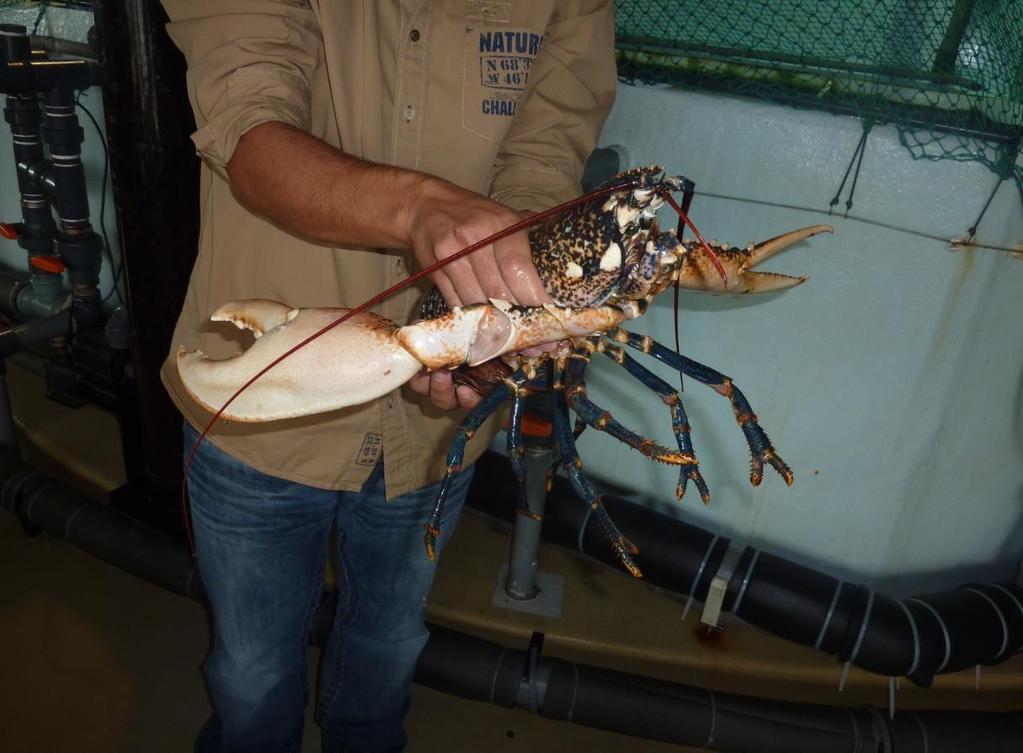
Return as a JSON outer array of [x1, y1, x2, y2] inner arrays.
[[0, 361, 691, 752], [0, 511, 688, 753], [2, 360, 1021, 752]]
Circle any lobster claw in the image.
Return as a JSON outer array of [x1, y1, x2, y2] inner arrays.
[[677, 224, 832, 294], [176, 301, 424, 422]]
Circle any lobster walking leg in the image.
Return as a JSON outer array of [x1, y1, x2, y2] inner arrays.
[[598, 343, 710, 504], [424, 376, 517, 558], [611, 328, 794, 487], [562, 345, 698, 467], [505, 376, 545, 521], [552, 362, 642, 578]]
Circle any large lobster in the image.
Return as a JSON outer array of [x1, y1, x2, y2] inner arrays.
[[177, 166, 831, 576]]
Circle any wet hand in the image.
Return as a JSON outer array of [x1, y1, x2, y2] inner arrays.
[[408, 368, 481, 411], [406, 178, 550, 309]]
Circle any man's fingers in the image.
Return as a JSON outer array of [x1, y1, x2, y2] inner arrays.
[[466, 245, 516, 302], [431, 272, 464, 309], [408, 371, 432, 397], [439, 255, 487, 307], [495, 231, 549, 306], [428, 369, 458, 410], [456, 385, 481, 409], [411, 367, 482, 412]]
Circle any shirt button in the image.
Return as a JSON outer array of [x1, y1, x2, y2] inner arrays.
[[409, 29, 420, 42], [385, 398, 395, 410], [404, 105, 416, 123]]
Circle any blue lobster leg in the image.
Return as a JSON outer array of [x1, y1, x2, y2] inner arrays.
[[424, 372, 519, 559], [505, 375, 543, 522], [544, 415, 586, 495], [610, 328, 793, 487], [552, 360, 643, 578], [597, 343, 710, 504], [562, 346, 698, 467]]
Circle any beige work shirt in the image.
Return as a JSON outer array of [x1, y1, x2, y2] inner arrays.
[[159, 0, 616, 498]]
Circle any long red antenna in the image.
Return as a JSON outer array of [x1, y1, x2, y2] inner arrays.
[[661, 191, 728, 285], [179, 175, 649, 550]]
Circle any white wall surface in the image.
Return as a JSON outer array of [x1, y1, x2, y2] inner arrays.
[[547, 83, 1023, 595], [3, 7, 1021, 595]]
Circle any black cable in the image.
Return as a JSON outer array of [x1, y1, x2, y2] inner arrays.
[[828, 126, 870, 215], [843, 124, 871, 216], [31, 1, 49, 36], [74, 92, 124, 305], [966, 177, 1004, 239]]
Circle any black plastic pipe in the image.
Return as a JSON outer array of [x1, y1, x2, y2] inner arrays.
[[0, 310, 72, 356], [3, 450, 1022, 752], [92, 0, 201, 536], [467, 451, 1023, 687], [0, 451, 201, 598]]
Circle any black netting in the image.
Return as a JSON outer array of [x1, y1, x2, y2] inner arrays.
[[615, 0, 1023, 193]]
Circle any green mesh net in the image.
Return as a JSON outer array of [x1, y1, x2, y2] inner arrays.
[[615, 0, 1023, 194]]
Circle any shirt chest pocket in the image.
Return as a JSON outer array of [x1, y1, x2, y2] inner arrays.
[[461, 26, 544, 143]]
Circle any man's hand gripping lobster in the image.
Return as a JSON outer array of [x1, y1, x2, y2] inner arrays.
[[176, 166, 831, 575]]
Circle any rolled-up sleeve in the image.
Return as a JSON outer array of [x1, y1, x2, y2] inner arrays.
[[489, 0, 617, 212], [162, 0, 322, 170]]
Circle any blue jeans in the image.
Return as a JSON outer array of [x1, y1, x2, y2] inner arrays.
[[183, 422, 471, 753]]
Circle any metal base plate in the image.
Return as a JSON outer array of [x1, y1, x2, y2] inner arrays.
[[491, 563, 564, 618]]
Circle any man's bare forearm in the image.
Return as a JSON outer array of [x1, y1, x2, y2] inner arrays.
[[226, 120, 550, 311], [227, 120, 557, 412], [227, 121, 425, 249]]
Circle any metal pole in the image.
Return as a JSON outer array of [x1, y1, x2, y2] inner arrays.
[[492, 387, 565, 618], [505, 444, 554, 600]]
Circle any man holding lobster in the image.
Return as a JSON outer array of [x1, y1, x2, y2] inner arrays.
[[159, 0, 616, 751]]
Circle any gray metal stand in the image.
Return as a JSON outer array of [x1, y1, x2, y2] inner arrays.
[[492, 418, 564, 619]]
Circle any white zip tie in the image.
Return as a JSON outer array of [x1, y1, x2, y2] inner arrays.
[[682, 535, 719, 621], [963, 586, 1009, 660], [984, 583, 1023, 651], [2, 469, 36, 510], [895, 600, 921, 677], [488, 647, 506, 703], [909, 598, 951, 673], [23, 483, 50, 522], [730, 548, 760, 616], [847, 590, 875, 665], [909, 711, 929, 753], [838, 589, 874, 692], [888, 676, 896, 719], [846, 707, 860, 749], [63, 503, 88, 539], [867, 706, 894, 751], [704, 689, 717, 748], [814, 580, 844, 650]]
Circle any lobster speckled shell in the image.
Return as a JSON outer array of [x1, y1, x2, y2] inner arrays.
[[528, 166, 669, 308], [528, 198, 629, 307]]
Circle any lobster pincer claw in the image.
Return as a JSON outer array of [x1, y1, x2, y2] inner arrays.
[[676, 224, 832, 294]]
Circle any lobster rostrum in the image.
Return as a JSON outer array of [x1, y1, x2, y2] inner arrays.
[[177, 166, 832, 576]]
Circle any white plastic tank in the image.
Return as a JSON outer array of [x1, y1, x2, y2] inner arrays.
[[555, 84, 1023, 596]]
